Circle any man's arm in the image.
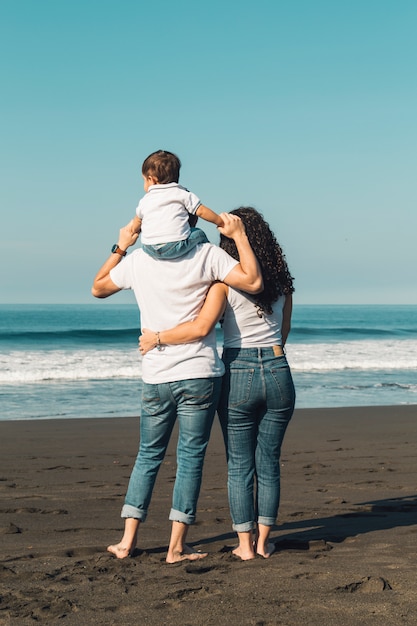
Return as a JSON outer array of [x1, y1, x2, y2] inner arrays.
[[91, 225, 139, 298], [218, 213, 263, 294], [139, 282, 228, 354]]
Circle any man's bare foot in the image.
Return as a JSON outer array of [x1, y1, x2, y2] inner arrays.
[[107, 543, 133, 559], [166, 545, 208, 564], [232, 546, 256, 561], [256, 542, 276, 559]]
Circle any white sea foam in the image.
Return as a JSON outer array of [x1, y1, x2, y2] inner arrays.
[[285, 339, 417, 372], [0, 349, 142, 384], [1, 338, 416, 384]]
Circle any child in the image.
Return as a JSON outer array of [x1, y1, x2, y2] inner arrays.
[[129, 150, 224, 259]]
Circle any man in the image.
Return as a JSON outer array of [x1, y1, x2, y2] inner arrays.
[[92, 213, 262, 562]]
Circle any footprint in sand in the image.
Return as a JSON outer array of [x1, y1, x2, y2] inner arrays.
[[336, 576, 392, 593]]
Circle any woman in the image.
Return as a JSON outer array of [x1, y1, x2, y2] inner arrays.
[[140, 207, 295, 560]]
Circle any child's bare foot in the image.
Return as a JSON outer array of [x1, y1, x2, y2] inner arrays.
[[166, 545, 208, 563], [256, 542, 276, 559], [107, 543, 133, 559], [232, 546, 256, 561]]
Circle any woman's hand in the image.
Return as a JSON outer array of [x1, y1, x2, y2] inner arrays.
[[139, 328, 158, 355], [217, 213, 246, 239]]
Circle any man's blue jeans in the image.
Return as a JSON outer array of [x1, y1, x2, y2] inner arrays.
[[122, 377, 221, 525], [218, 348, 295, 532]]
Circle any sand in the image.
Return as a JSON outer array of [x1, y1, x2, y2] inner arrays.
[[1, 405, 416, 625]]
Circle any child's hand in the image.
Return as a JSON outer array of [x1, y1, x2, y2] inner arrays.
[[129, 216, 142, 235], [214, 214, 225, 228]]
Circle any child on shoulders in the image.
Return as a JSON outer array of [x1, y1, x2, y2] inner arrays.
[[129, 150, 223, 259]]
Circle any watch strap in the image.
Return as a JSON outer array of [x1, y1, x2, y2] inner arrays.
[[111, 244, 127, 257]]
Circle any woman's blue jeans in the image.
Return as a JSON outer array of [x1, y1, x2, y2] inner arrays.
[[122, 377, 221, 525], [218, 348, 295, 532]]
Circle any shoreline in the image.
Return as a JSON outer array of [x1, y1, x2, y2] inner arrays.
[[1, 405, 417, 624], [0, 402, 415, 423]]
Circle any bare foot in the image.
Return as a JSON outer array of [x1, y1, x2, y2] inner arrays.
[[166, 545, 208, 564], [256, 542, 276, 559], [107, 543, 133, 559], [232, 546, 256, 561]]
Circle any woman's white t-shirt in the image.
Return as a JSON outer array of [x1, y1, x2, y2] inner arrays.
[[222, 288, 285, 348]]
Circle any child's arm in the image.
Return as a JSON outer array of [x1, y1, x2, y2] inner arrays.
[[129, 215, 142, 235], [196, 204, 224, 228], [139, 282, 228, 355]]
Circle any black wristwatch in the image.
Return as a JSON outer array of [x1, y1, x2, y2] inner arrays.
[[111, 244, 127, 257]]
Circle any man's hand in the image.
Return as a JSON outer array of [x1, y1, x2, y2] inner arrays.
[[118, 223, 140, 250], [91, 224, 139, 299]]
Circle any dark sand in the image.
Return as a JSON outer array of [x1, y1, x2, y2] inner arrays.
[[1, 405, 416, 625]]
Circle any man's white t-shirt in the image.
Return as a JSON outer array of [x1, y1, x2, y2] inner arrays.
[[136, 183, 201, 245], [110, 243, 238, 384]]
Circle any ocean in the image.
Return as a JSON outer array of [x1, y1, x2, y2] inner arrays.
[[0, 304, 416, 421]]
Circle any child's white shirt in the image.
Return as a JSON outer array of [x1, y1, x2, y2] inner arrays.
[[136, 183, 201, 245]]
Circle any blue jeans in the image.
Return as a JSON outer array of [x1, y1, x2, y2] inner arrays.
[[122, 377, 221, 525], [142, 227, 208, 259], [218, 348, 295, 532]]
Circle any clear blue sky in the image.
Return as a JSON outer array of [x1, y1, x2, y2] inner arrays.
[[1, 0, 416, 304]]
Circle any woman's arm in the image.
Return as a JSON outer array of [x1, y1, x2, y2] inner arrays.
[[281, 294, 293, 346], [218, 213, 263, 294], [139, 282, 228, 354]]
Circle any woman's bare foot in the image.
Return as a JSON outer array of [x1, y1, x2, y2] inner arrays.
[[232, 530, 256, 560], [107, 543, 134, 559], [232, 546, 256, 561], [166, 544, 208, 564], [256, 542, 276, 558], [107, 519, 140, 559]]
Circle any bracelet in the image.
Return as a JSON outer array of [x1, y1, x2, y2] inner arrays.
[[156, 332, 162, 351]]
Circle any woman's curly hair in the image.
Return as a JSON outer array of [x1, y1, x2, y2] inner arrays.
[[220, 207, 294, 316]]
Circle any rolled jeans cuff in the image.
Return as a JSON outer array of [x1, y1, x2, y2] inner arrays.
[[121, 504, 147, 522], [258, 516, 276, 527], [169, 508, 195, 525], [232, 521, 255, 532]]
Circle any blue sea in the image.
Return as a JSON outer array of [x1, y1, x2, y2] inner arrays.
[[0, 304, 416, 421]]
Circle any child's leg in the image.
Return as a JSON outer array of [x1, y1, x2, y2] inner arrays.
[[142, 229, 209, 260]]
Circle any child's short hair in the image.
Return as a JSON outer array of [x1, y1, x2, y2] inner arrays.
[[142, 150, 181, 184]]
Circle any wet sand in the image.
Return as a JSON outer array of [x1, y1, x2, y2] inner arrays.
[[1, 405, 416, 625]]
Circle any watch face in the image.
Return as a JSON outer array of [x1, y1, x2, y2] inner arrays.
[[111, 245, 118, 253]]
